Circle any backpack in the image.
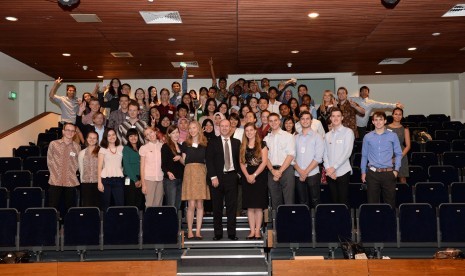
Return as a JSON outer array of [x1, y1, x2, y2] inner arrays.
[[413, 130, 432, 144]]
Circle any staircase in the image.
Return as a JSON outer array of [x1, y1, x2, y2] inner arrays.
[[177, 216, 270, 276]]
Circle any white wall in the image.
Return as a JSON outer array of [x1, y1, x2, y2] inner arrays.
[[0, 81, 20, 132], [358, 82, 452, 117], [1, 72, 463, 135]]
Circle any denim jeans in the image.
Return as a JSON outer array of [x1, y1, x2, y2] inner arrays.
[[163, 178, 182, 210]]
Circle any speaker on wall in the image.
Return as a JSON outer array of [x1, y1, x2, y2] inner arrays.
[[58, 0, 80, 10], [381, 0, 400, 9]]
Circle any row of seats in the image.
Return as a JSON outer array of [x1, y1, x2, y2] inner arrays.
[[320, 182, 465, 209], [403, 114, 452, 123], [0, 206, 179, 253], [0, 169, 54, 192], [274, 203, 465, 253], [349, 165, 461, 187], [1, 181, 464, 214]]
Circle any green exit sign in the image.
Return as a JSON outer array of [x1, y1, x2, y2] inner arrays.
[[8, 91, 17, 100]]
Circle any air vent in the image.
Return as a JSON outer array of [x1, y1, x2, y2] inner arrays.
[[442, 4, 465, 17], [378, 58, 411, 65], [70, 14, 102, 23], [140, 11, 182, 24], [111, 52, 133, 58], [171, 61, 199, 68]]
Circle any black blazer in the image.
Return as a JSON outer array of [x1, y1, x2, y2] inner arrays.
[[206, 136, 241, 183]]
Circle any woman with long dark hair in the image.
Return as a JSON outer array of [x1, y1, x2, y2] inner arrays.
[[387, 108, 411, 183], [161, 125, 184, 210], [122, 128, 144, 209], [239, 122, 269, 239], [98, 128, 125, 210]]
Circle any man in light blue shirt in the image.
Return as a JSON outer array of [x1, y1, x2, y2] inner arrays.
[[294, 111, 324, 208], [323, 108, 354, 205], [350, 86, 403, 139], [361, 111, 403, 208]]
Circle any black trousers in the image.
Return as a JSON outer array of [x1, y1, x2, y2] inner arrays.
[[295, 173, 321, 208], [357, 126, 367, 140], [327, 171, 350, 206], [80, 182, 101, 208], [124, 180, 145, 210], [210, 172, 238, 237], [366, 170, 396, 209], [48, 185, 76, 215]]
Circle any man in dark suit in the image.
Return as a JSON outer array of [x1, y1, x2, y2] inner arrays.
[[206, 119, 241, 240]]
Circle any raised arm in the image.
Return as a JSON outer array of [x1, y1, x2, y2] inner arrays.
[[182, 66, 188, 94], [49, 77, 62, 100], [209, 57, 217, 87]]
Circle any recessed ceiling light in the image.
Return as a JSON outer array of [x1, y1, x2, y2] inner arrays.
[[188, 75, 194, 78], [148, 0, 154, 2], [291, 50, 299, 54], [432, 32, 441, 36], [287, 62, 292, 67], [176, 52, 184, 56], [97, 76, 104, 78], [408, 47, 417, 51], [168, 37, 176, 41], [308, 13, 319, 18], [62, 53, 71, 57], [375, 71, 382, 74], [5, 16, 18, 21]]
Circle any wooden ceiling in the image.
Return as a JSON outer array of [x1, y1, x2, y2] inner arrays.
[[1, 0, 465, 81]]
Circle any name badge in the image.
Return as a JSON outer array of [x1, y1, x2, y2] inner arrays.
[[168, 110, 173, 114], [70, 152, 76, 157], [192, 143, 198, 148], [387, 129, 393, 132], [336, 140, 343, 144], [125, 116, 130, 120], [177, 95, 181, 99], [125, 177, 130, 186], [131, 125, 136, 128], [300, 147, 306, 154]]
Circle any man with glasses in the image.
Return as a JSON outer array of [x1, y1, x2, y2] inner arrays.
[[47, 123, 81, 216]]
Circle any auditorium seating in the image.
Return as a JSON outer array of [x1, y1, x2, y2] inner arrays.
[[428, 165, 459, 186], [451, 139, 465, 151], [63, 207, 101, 260], [13, 145, 40, 160], [23, 156, 48, 174], [399, 203, 438, 247], [314, 204, 352, 258], [406, 165, 427, 186], [103, 206, 141, 250], [0, 157, 22, 176], [274, 205, 312, 253], [10, 187, 43, 213], [395, 183, 414, 207], [0, 208, 18, 251], [357, 204, 397, 257], [410, 152, 438, 170], [142, 206, 180, 254], [438, 203, 465, 247], [450, 182, 465, 203], [424, 140, 450, 155], [0, 187, 8, 208], [19, 207, 59, 259], [1, 170, 32, 191], [414, 182, 449, 208]]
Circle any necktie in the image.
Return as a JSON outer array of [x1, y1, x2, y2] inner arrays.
[[224, 139, 231, 171]]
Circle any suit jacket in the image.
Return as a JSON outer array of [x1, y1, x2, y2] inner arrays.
[[206, 136, 241, 183]]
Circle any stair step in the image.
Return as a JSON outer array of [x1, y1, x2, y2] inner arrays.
[[182, 248, 265, 259], [177, 252, 268, 276]]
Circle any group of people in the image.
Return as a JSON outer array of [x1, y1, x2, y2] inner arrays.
[[47, 63, 409, 240]]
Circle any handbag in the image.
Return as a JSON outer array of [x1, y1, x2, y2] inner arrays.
[[339, 236, 366, 259]]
